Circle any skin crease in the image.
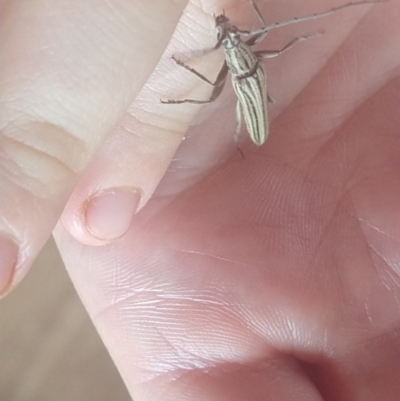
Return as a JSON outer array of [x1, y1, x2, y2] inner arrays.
[[1, 0, 400, 400]]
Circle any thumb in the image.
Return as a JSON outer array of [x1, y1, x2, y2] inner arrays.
[[0, 0, 187, 296]]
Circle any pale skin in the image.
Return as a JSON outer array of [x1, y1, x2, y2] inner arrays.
[[1, 0, 400, 400]]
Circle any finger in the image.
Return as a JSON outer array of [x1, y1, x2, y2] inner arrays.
[[59, 1, 230, 245], [0, 0, 188, 296]]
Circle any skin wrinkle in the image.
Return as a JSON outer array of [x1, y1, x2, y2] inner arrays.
[[91, 266, 268, 364], [157, 293, 227, 307], [349, 194, 400, 291], [356, 217, 400, 244], [1, 118, 90, 171], [339, 41, 353, 89], [151, 326, 223, 371], [123, 109, 186, 142], [343, 325, 400, 361], [89, 262, 187, 318], [333, 139, 346, 176], [363, 299, 375, 325], [300, 199, 351, 315], [299, 190, 347, 271], [365, 244, 395, 291], [134, 361, 281, 390], [140, 105, 193, 137], [0, 135, 77, 192], [0, 166, 62, 201], [98, 295, 247, 362], [147, 321, 271, 375], [347, 198, 400, 330], [178, 248, 249, 266], [383, 269, 400, 291], [91, 290, 161, 321], [303, 128, 346, 179], [150, 338, 193, 374]]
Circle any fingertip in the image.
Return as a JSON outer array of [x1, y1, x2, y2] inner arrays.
[[84, 188, 142, 242], [61, 185, 144, 247]]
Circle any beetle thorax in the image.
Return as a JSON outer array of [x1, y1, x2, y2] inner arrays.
[[221, 30, 241, 50]]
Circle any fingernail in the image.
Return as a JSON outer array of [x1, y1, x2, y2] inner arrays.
[[0, 233, 18, 295], [84, 188, 141, 241]]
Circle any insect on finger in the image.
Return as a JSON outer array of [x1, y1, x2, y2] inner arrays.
[[161, 0, 388, 152]]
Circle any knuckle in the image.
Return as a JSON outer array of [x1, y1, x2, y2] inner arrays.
[[0, 120, 90, 195]]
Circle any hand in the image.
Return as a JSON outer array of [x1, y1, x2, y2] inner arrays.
[[2, 1, 399, 400]]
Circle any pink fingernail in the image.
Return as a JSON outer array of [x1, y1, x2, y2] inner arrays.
[[0, 233, 18, 295], [84, 188, 141, 241]]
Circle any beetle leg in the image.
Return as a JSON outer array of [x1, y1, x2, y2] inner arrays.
[[255, 31, 323, 59], [161, 61, 229, 104]]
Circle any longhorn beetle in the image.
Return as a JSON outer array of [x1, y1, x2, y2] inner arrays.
[[161, 0, 387, 152]]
